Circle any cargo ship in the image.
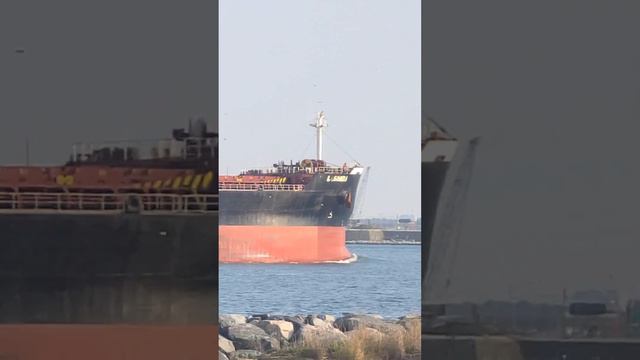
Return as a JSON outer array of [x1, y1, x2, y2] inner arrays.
[[421, 118, 458, 276], [422, 118, 481, 332], [0, 119, 218, 358], [219, 112, 365, 263]]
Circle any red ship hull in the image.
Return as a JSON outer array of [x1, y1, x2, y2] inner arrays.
[[219, 225, 352, 263]]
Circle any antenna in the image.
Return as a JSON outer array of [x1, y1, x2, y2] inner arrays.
[[427, 117, 453, 138], [25, 138, 30, 166], [309, 111, 327, 160]]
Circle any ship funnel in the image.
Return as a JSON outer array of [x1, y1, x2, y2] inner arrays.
[[189, 118, 208, 138]]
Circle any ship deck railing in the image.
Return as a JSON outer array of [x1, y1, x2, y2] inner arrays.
[[239, 166, 352, 175], [0, 192, 218, 214], [218, 182, 304, 191], [316, 166, 352, 174]]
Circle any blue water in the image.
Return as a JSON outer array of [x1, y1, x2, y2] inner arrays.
[[219, 244, 420, 318]]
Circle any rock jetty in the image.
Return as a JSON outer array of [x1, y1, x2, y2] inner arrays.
[[219, 313, 421, 359]]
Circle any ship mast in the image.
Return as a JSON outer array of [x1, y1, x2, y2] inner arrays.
[[309, 111, 327, 161]]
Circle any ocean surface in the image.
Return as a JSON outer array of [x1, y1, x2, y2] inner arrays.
[[219, 244, 420, 318]]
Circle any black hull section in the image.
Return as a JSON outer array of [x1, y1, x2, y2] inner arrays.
[[220, 191, 353, 226], [220, 173, 360, 227], [0, 212, 217, 324], [421, 161, 451, 278]]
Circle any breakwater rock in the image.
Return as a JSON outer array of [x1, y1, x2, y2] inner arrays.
[[219, 313, 421, 359]]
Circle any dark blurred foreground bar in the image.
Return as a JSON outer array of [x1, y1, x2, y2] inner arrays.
[[423, 335, 640, 360], [0, 325, 217, 359]]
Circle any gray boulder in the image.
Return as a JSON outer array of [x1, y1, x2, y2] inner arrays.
[[220, 314, 247, 329], [335, 314, 405, 336], [293, 323, 346, 345], [283, 315, 306, 331], [317, 314, 336, 323], [284, 315, 306, 323], [219, 334, 236, 355], [305, 316, 337, 333], [251, 313, 270, 320], [227, 323, 280, 352], [254, 320, 295, 341], [230, 349, 262, 359]]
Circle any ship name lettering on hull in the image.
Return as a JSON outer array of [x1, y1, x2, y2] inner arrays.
[[326, 175, 348, 182]]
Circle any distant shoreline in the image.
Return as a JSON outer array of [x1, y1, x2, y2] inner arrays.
[[346, 229, 421, 244], [346, 241, 420, 245]]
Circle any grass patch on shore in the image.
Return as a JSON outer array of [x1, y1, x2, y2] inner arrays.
[[262, 319, 421, 360]]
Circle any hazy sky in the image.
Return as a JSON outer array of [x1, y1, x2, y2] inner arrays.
[[220, 0, 421, 218], [0, 0, 217, 165], [425, 1, 640, 303]]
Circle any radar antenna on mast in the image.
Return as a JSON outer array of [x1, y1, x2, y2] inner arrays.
[[309, 111, 327, 160]]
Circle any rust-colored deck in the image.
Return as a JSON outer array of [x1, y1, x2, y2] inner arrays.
[[0, 325, 217, 360]]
